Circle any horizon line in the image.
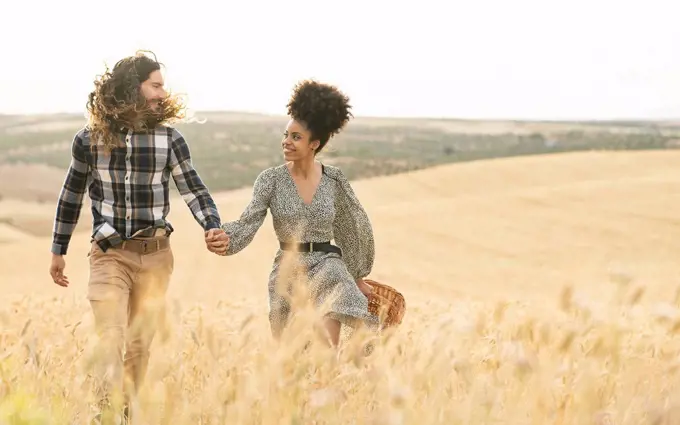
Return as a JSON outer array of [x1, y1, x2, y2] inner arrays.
[[0, 109, 678, 125]]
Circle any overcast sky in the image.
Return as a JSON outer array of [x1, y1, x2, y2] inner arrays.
[[1, 0, 678, 120]]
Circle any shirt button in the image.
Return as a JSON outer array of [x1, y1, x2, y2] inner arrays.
[[126, 216, 131, 220]]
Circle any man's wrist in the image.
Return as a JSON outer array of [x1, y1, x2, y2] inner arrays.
[[204, 221, 221, 231], [51, 243, 68, 256]]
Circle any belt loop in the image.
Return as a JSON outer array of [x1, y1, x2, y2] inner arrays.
[[309, 242, 314, 252]]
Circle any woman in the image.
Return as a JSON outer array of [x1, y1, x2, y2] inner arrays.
[[212, 79, 379, 346]]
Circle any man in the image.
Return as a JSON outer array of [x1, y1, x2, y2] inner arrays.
[[48, 50, 229, 423]]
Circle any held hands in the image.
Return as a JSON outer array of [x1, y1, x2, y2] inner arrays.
[[205, 228, 229, 256], [50, 254, 69, 287]]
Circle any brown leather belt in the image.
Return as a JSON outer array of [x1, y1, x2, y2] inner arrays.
[[117, 237, 170, 255]]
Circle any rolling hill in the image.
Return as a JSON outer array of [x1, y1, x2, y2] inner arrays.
[[2, 149, 678, 312], [1, 112, 678, 204]]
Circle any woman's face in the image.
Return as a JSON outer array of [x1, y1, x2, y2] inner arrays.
[[281, 119, 320, 161]]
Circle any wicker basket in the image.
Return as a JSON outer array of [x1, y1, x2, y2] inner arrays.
[[364, 279, 406, 329]]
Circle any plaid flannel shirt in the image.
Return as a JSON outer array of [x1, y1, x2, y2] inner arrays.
[[51, 125, 221, 255]]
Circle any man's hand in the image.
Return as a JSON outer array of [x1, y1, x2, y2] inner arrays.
[[50, 254, 69, 287], [356, 278, 373, 298], [205, 228, 229, 256]]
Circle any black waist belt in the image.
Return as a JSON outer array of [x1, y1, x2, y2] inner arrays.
[[279, 241, 342, 255]]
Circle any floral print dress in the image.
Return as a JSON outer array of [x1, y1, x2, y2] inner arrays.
[[220, 163, 379, 335]]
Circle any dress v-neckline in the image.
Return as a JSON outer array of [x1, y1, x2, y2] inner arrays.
[[285, 163, 324, 207]]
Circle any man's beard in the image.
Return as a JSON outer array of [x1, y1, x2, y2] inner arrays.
[[138, 101, 165, 129], [144, 107, 164, 128]]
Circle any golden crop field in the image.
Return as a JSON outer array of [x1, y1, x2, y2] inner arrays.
[[1, 149, 680, 424]]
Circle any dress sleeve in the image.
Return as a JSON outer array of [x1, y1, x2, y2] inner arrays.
[[220, 168, 275, 255], [330, 166, 375, 280]]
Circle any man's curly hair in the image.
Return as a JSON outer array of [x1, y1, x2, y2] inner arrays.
[[85, 50, 186, 153], [286, 79, 353, 154]]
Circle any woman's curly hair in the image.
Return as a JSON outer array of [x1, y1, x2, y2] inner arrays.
[[286, 79, 353, 154], [85, 50, 186, 153]]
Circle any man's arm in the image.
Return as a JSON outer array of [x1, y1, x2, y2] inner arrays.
[[51, 132, 89, 255], [168, 128, 221, 230]]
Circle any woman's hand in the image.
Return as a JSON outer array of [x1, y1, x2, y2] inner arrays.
[[205, 228, 229, 256], [356, 278, 373, 298]]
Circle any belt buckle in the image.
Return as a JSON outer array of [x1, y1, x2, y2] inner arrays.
[[140, 240, 160, 254]]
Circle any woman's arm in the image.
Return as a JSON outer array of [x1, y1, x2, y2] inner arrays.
[[220, 167, 276, 255], [329, 166, 376, 280]]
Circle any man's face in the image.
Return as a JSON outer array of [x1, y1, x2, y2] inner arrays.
[[140, 70, 167, 111]]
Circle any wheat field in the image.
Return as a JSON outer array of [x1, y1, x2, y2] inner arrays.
[[1, 150, 680, 424]]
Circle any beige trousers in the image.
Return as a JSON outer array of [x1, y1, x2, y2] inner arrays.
[[86, 236, 174, 410]]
